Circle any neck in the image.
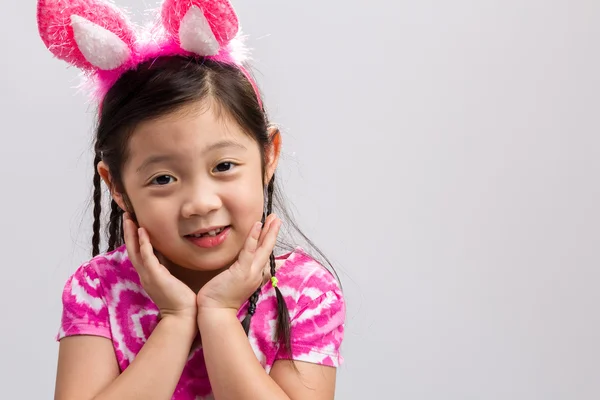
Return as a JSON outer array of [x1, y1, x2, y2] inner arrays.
[[161, 254, 286, 294], [165, 262, 227, 294]]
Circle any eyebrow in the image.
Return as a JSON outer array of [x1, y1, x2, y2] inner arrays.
[[135, 140, 247, 173], [136, 154, 177, 173], [205, 140, 247, 154]]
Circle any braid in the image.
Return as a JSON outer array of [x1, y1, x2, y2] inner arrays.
[[241, 287, 261, 334], [241, 174, 293, 353], [266, 176, 274, 215], [240, 175, 292, 354], [241, 192, 268, 334], [266, 175, 292, 355], [92, 154, 102, 257], [271, 251, 291, 355], [107, 199, 123, 252], [240, 195, 269, 334]]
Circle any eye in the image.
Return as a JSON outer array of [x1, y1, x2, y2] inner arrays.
[[150, 175, 175, 185], [213, 162, 236, 173]]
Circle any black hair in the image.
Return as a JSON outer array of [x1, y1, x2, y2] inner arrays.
[[91, 56, 337, 356]]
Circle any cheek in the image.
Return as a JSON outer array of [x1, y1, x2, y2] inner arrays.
[[126, 191, 177, 232], [225, 176, 265, 223]]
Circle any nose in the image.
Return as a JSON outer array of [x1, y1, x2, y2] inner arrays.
[[181, 181, 222, 218]]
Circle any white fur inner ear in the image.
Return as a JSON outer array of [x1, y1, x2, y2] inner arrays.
[[179, 5, 220, 56], [70, 15, 131, 70]]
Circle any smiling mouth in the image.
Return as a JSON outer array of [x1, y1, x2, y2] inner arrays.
[[186, 226, 228, 238]]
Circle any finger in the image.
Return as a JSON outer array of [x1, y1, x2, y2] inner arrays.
[[123, 213, 143, 271], [258, 214, 277, 247], [255, 217, 281, 265], [237, 221, 263, 268], [137, 227, 162, 278], [154, 250, 169, 266]]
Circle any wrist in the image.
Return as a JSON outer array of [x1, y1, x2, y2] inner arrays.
[[197, 307, 238, 326], [159, 314, 198, 340], [197, 306, 238, 316]]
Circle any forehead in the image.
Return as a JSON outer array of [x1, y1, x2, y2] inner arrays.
[[127, 101, 256, 159]]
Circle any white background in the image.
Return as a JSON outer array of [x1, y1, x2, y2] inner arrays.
[[1, 0, 598, 398]]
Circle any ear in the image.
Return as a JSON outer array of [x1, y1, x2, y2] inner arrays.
[[97, 160, 127, 211], [161, 0, 239, 56], [264, 126, 281, 184], [37, 0, 136, 71]]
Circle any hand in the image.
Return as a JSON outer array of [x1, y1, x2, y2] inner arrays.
[[123, 212, 198, 322], [196, 214, 282, 311]]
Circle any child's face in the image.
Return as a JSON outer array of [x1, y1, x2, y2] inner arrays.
[[115, 101, 276, 271]]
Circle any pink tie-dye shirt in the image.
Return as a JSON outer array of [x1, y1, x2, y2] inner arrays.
[[57, 246, 345, 399]]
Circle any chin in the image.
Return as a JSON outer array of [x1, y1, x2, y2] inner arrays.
[[174, 245, 239, 272]]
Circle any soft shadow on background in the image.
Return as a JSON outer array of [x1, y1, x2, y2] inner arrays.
[[1, 0, 598, 398]]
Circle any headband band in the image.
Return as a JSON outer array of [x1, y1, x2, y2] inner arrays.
[[37, 0, 262, 108]]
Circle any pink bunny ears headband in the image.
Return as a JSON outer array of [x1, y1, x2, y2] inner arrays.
[[37, 0, 262, 105]]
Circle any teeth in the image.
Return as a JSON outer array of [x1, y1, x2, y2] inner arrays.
[[190, 227, 224, 238]]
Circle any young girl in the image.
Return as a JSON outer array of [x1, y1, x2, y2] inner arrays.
[[38, 0, 345, 399]]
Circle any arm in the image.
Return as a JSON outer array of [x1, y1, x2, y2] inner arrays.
[[196, 217, 343, 399], [56, 217, 200, 400], [55, 316, 196, 400], [198, 308, 290, 400], [198, 309, 336, 400]]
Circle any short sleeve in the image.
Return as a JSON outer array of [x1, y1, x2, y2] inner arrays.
[[276, 287, 346, 367], [56, 264, 111, 341]]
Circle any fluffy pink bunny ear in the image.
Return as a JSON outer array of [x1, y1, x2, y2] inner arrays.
[[37, 0, 137, 71], [161, 0, 239, 56]]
